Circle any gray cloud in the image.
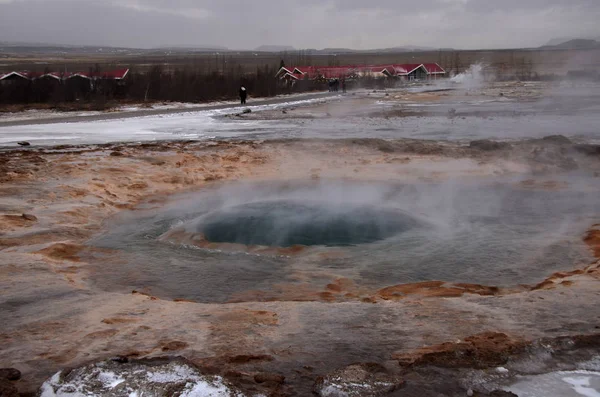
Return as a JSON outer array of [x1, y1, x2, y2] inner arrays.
[[0, 0, 599, 49]]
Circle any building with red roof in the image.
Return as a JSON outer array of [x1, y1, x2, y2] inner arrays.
[[0, 69, 130, 83], [423, 63, 446, 75], [275, 63, 445, 81]]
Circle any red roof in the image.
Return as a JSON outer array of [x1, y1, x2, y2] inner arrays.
[[289, 63, 444, 77], [390, 64, 422, 75], [423, 63, 445, 74], [99, 68, 129, 79], [276, 63, 446, 80], [364, 65, 394, 74], [321, 67, 353, 79], [293, 66, 314, 75]]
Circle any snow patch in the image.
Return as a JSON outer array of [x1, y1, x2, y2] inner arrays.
[[146, 364, 198, 383], [98, 371, 125, 388], [563, 375, 600, 397], [504, 370, 600, 397], [39, 359, 247, 397], [0, 97, 329, 147], [180, 379, 238, 397]]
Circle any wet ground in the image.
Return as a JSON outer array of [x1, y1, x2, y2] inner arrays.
[[1, 79, 600, 396], [90, 178, 598, 303], [2, 81, 600, 147]]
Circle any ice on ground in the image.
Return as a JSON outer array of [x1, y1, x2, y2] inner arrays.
[[39, 359, 247, 397], [97, 371, 125, 388], [504, 370, 600, 397], [0, 97, 329, 147], [146, 364, 200, 383], [563, 376, 600, 397], [0, 92, 331, 123], [0, 109, 105, 123], [314, 363, 403, 397]]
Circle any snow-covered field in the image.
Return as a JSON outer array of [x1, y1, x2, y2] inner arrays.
[[0, 97, 330, 146], [0, 92, 331, 123]]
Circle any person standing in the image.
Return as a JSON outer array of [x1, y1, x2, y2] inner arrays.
[[239, 86, 247, 104]]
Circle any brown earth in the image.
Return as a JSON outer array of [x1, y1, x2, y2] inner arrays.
[[584, 225, 600, 258], [393, 332, 526, 368], [1, 138, 600, 395]]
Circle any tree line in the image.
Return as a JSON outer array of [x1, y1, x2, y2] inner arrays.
[[0, 64, 323, 108]]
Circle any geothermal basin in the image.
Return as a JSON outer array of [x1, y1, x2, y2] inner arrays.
[[1, 81, 600, 396], [90, 179, 598, 303]]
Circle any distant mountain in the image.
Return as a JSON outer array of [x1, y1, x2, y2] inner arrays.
[[541, 39, 600, 50], [255, 45, 295, 52], [544, 37, 575, 47], [545, 36, 600, 46]]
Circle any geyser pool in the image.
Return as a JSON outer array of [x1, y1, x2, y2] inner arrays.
[[194, 200, 422, 247], [88, 179, 599, 303]]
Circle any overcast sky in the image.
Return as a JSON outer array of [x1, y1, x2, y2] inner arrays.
[[0, 0, 599, 50]]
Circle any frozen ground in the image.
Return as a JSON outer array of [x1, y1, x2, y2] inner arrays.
[[0, 91, 333, 123], [2, 81, 600, 147], [0, 96, 335, 146], [39, 359, 248, 397], [504, 370, 600, 397]]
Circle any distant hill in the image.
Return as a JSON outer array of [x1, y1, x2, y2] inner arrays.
[[0, 41, 228, 55], [544, 37, 574, 47], [541, 38, 600, 50], [255, 45, 295, 52], [0, 44, 138, 55]]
